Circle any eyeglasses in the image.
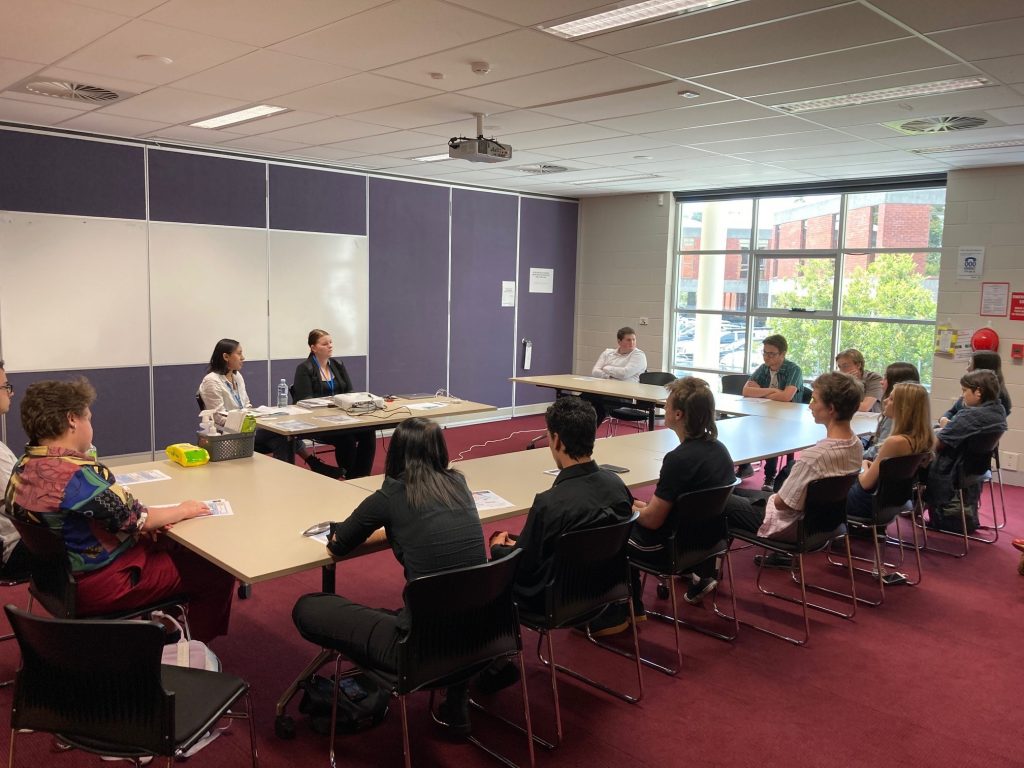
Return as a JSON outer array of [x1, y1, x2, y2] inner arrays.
[[762, 350, 781, 359], [0, 383, 12, 395]]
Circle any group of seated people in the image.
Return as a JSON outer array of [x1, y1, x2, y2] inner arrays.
[[0, 335, 1014, 742], [197, 329, 376, 480]]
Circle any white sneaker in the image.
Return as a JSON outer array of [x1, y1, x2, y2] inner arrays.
[[100, 757, 153, 765]]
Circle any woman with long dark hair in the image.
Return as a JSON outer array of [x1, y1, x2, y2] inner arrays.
[[291, 418, 485, 735]]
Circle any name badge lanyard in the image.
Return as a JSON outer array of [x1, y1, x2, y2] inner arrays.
[[223, 376, 244, 409]]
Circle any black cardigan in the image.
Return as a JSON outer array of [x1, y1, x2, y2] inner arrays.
[[292, 356, 354, 401]]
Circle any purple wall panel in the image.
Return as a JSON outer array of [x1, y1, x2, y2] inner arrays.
[[449, 189, 517, 407], [153, 363, 207, 448], [516, 198, 579, 406], [0, 130, 145, 219], [271, 357, 367, 397], [6, 367, 151, 456], [148, 150, 266, 227], [269, 165, 366, 235], [368, 179, 449, 395]]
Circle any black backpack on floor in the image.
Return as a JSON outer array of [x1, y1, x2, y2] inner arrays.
[[298, 673, 390, 735]]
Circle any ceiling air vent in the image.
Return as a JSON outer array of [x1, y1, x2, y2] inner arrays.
[[516, 163, 571, 175], [883, 115, 988, 136], [11, 78, 131, 104]]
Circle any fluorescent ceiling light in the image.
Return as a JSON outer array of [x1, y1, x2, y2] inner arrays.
[[412, 153, 450, 162], [569, 174, 660, 185], [190, 105, 288, 129], [911, 139, 1024, 154], [540, 0, 742, 39], [774, 77, 989, 113]]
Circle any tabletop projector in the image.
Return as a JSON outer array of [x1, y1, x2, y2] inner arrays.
[[333, 392, 385, 411]]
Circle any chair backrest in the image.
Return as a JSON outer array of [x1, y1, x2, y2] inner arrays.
[[639, 371, 675, 387], [798, 472, 860, 549], [665, 480, 739, 569], [720, 374, 747, 395], [398, 550, 523, 695], [9, 519, 77, 618], [5, 605, 174, 755], [870, 452, 932, 524], [799, 386, 814, 404], [540, 511, 638, 629], [957, 430, 1004, 484], [196, 393, 204, 412]]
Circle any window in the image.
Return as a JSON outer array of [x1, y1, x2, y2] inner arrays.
[[672, 186, 944, 388]]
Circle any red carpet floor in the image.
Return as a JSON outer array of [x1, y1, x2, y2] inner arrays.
[[2, 414, 1022, 767]]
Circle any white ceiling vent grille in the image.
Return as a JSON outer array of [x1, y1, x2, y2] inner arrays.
[[516, 163, 571, 175], [11, 78, 131, 104], [883, 115, 989, 136]]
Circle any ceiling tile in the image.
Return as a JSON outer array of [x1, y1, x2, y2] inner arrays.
[[594, 99, 779, 134], [549, 145, 713, 166], [871, 124, 1024, 150], [144, 124, 245, 144], [59, 20, 254, 86], [272, 0, 515, 70], [626, 156, 755, 173], [34, 65, 158, 96], [172, 51, 357, 102], [373, 29, 601, 92], [622, 5, 907, 79], [500, 123, 626, 150], [274, 74, 443, 117], [0, 90, 98, 113], [0, 58, 43, 91], [732, 140, 892, 162], [99, 86, 249, 123], [693, 128, 857, 153], [57, 110, 168, 136], [344, 93, 513, 130], [930, 17, 1024, 62], [221, 135, 310, 153], [457, 57, 666, 109], [1, 0, 128, 65], [142, 0, 384, 47], [696, 40, 961, 98], [66, 0, 166, 14], [580, 0, 845, 55], [648, 115, 820, 145], [416, 109, 571, 137], [985, 106, 1024, 125], [440, 0, 609, 26], [327, 131, 440, 154], [530, 134, 671, 159], [260, 116, 384, 144], [225, 109, 332, 136], [0, 96, 85, 124], [870, 0, 1024, 34], [534, 81, 728, 122], [285, 145, 363, 162], [974, 55, 1024, 86]]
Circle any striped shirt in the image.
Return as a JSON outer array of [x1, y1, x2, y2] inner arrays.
[[758, 435, 863, 541]]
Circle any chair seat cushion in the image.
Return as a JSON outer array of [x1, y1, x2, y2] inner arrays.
[[608, 407, 648, 421], [732, 525, 846, 554], [163, 665, 248, 751]]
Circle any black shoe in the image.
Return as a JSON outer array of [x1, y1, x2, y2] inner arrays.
[[437, 693, 471, 739], [476, 660, 520, 695], [761, 477, 776, 492], [683, 577, 718, 605], [307, 456, 345, 479], [586, 605, 630, 637], [753, 552, 793, 569], [737, 463, 754, 479]]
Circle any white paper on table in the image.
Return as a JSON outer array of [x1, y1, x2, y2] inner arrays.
[[408, 402, 445, 411], [249, 405, 287, 416], [472, 490, 515, 511], [149, 499, 233, 517], [274, 419, 314, 431], [571, 376, 597, 380], [116, 469, 172, 486], [317, 413, 360, 424], [309, 531, 330, 545], [543, 468, 561, 476]]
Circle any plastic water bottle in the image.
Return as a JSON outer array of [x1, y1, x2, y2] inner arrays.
[[277, 379, 289, 407], [200, 414, 218, 436], [86, 444, 98, 462]]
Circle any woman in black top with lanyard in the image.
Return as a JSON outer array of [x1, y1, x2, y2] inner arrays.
[[293, 329, 377, 479]]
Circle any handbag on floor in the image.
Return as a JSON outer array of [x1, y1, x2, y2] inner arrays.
[[298, 673, 389, 735]]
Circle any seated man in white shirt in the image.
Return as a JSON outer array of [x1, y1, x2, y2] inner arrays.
[[585, 326, 648, 424]]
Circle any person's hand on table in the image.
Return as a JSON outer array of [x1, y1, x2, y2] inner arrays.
[[178, 500, 211, 519]]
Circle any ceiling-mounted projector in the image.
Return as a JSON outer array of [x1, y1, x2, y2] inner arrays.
[[448, 112, 512, 163]]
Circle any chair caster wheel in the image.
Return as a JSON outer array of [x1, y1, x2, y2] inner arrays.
[[275, 714, 296, 740], [656, 582, 670, 600], [238, 583, 252, 600]]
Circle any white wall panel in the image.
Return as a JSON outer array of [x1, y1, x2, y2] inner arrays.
[[0, 212, 150, 371], [268, 231, 369, 358], [150, 223, 269, 365]]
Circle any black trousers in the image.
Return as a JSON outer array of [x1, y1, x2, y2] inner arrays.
[[725, 490, 770, 535], [293, 593, 403, 671], [309, 429, 377, 478], [255, 428, 292, 462]]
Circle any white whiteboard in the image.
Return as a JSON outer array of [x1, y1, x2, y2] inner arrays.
[[149, 223, 269, 366], [0, 212, 150, 370], [268, 231, 369, 359]]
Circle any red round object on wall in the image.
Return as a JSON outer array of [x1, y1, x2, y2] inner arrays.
[[971, 328, 1000, 351]]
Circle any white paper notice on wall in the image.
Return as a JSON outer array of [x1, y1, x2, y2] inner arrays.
[[501, 280, 516, 307], [529, 268, 554, 293], [957, 246, 984, 279]]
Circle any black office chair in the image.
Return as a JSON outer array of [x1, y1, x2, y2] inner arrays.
[[514, 513, 642, 748], [725, 472, 860, 646], [827, 453, 931, 604], [4, 605, 258, 767], [799, 386, 814, 404], [325, 552, 534, 768], [720, 374, 747, 395], [10, 520, 190, 628], [627, 481, 739, 675], [606, 372, 676, 436]]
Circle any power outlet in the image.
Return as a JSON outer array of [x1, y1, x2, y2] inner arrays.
[[639, 317, 649, 326], [1000, 451, 1019, 472]]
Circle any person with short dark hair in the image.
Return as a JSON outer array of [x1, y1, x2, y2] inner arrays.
[[0, 361, 33, 580], [938, 350, 1012, 427], [292, 328, 377, 478], [292, 418, 486, 737], [585, 326, 648, 423], [629, 378, 737, 604], [924, 369, 1007, 531], [197, 338, 292, 462], [728, 373, 864, 562], [835, 348, 884, 412], [488, 396, 634, 637], [741, 334, 804, 489], [5, 378, 235, 641]]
